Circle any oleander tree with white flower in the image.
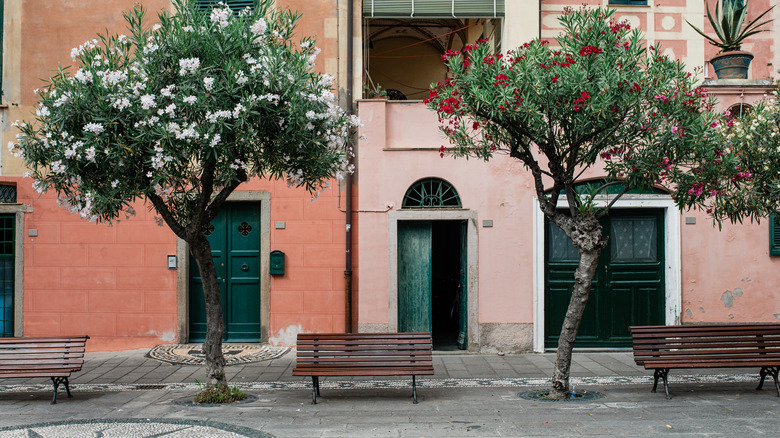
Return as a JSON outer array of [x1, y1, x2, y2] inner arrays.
[[11, 0, 357, 390]]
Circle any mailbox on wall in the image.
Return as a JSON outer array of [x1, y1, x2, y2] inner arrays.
[[270, 250, 285, 275]]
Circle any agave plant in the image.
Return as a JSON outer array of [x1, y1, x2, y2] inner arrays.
[[686, 0, 774, 53]]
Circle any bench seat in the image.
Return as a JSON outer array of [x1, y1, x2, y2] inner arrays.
[[293, 332, 434, 404], [630, 324, 780, 399], [0, 336, 90, 404]]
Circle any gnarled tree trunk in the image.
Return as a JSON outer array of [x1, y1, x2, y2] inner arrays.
[[549, 215, 607, 399], [188, 233, 227, 387]]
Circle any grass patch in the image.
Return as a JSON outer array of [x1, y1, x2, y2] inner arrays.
[[193, 384, 247, 404]]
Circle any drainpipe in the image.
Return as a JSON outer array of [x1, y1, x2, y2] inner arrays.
[[344, 0, 355, 333]]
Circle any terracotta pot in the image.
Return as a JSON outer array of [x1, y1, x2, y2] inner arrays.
[[710, 51, 754, 79]]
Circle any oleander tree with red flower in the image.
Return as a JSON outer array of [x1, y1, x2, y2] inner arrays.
[[424, 7, 760, 398]]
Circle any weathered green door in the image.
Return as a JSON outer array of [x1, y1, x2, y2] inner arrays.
[[189, 202, 262, 342], [0, 215, 13, 337], [397, 221, 432, 333], [545, 209, 665, 348]]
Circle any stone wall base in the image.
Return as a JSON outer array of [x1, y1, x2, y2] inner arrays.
[[478, 323, 533, 353]]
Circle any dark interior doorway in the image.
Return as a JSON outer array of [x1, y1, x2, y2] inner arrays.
[[431, 221, 462, 350]]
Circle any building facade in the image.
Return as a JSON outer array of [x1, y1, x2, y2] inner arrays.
[[0, 0, 778, 352]]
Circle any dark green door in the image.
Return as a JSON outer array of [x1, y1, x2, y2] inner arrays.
[[545, 209, 665, 348], [0, 215, 13, 337], [398, 221, 432, 333], [189, 203, 262, 342]]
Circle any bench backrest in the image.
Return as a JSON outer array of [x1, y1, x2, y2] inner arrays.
[[629, 324, 780, 364], [0, 336, 90, 374], [296, 332, 433, 370]]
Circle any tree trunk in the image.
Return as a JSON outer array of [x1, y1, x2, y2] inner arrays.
[[188, 234, 227, 387], [549, 214, 607, 399]]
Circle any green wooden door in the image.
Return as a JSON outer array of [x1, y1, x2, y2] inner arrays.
[[0, 215, 13, 337], [545, 209, 665, 348], [189, 203, 262, 342], [398, 221, 432, 333]]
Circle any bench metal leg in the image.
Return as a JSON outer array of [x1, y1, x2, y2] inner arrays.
[[757, 367, 780, 396], [311, 376, 320, 404], [412, 375, 418, 404], [50, 377, 70, 405], [652, 369, 671, 399]]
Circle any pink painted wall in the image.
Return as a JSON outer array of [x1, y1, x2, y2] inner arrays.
[[357, 99, 780, 337], [357, 100, 535, 325]]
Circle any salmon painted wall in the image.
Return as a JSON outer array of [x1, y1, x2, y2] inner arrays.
[[1, 0, 353, 350]]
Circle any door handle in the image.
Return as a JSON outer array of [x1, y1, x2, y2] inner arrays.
[[241, 264, 249, 271]]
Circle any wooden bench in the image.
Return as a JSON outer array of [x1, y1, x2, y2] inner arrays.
[[630, 324, 780, 399], [292, 332, 434, 404], [0, 335, 90, 404]]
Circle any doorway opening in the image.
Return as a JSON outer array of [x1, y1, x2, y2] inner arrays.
[[397, 219, 467, 351], [432, 221, 463, 350]]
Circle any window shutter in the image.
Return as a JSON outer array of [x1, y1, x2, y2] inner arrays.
[[363, 0, 504, 18], [770, 214, 780, 256], [608, 0, 648, 5], [195, 0, 255, 10]]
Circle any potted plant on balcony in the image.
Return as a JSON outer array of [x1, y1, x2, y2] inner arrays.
[[686, 0, 774, 79]]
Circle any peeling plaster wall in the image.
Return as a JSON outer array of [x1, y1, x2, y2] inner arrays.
[[681, 210, 780, 323]]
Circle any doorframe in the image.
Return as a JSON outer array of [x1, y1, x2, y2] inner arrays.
[[388, 210, 479, 351], [176, 191, 271, 343], [532, 195, 681, 352], [0, 204, 30, 337]]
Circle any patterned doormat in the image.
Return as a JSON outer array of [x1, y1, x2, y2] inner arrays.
[[147, 344, 290, 366]]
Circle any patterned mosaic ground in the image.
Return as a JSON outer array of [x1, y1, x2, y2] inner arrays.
[[0, 419, 273, 438], [0, 373, 764, 394], [146, 344, 290, 365]]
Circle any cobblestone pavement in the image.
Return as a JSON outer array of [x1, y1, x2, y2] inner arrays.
[[1, 349, 778, 437]]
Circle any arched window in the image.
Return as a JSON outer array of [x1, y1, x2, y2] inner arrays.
[[727, 103, 752, 118], [402, 178, 461, 209]]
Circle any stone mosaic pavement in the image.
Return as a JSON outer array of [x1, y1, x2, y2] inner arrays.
[[1, 349, 778, 437]]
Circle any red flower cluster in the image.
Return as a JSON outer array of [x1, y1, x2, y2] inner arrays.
[[494, 73, 510, 88], [610, 22, 630, 33], [572, 91, 591, 112], [438, 96, 462, 114], [579, 45, 602, 56]]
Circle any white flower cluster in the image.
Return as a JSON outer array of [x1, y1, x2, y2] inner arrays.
[[140, 94, 156, 110], [70, 39, 100, 62], [74, 69, 94, 84], [151, 143, 174, 169], [251, 19, 267, 38], [178, 57, 200, 76], [210, 4, 231, 29], [99, 70, 128, 87], [83, 123, 104, 134]]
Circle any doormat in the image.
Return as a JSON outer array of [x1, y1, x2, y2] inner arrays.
[[147, 344, 290, 366]]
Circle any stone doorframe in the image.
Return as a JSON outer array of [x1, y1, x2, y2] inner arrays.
[[0, 204, 31, 336], [388, 209, 480, 352], [175, 191, 271, 343], [532, 195, 682, 352]]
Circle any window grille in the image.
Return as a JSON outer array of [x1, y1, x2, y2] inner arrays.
[[0, 185, 16, 203], [402, 178, 461, 208]]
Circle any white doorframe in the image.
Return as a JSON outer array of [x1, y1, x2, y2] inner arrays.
[[532, 195, 681, 352], [388, 210, 479, 351]]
